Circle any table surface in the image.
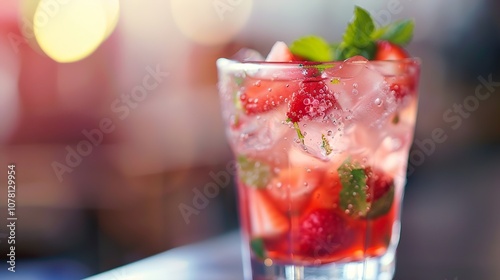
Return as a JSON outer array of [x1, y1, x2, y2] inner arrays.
[[85, 231, 244, 280]]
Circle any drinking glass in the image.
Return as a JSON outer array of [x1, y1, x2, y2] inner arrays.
[[216, 56, 420, 280]]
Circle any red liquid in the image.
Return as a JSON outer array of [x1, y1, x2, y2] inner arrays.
[[238, 177, 398, 265]]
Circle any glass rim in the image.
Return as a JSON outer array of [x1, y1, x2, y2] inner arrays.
[[217, 57, 421, 71]]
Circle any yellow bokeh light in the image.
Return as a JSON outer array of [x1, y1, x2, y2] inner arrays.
[[33, 0, 119, 63], [171, 0, 253, 45]]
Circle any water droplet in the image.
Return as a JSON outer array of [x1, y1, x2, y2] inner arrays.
[[267, 88, 272, 92], [345, 209, 351, 214], [374, 98, 383, 107], [327, 130, 333, 136], [353, 83, 358, 88], [306, 168, 311, 173], [254, 80, 261, 87], [352, 89, 358, 95], [285, 84, 290, 88], [304, 182, 308, 187]]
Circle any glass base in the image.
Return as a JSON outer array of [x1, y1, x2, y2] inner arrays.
[[248, 254, 395, 280]]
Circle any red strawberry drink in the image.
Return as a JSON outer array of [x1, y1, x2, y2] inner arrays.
[[217, 7, 420, 280]]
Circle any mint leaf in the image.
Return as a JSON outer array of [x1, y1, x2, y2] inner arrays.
[[338, 160, 369, 217], [366, 183, 394, 219], [290, 36, 333, 62], [237, 156, 271, 188], [372, 19, 414, 46], [335, 42, 376, 61], [343, 6, 375, 49], [250, 238, 266, 259]]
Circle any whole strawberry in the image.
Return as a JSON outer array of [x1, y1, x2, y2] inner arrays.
[[287, 80, 337, 123], [299, 208, 348, 257]]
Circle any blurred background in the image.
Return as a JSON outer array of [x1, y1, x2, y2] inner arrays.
[[0, 0, 499, 279]]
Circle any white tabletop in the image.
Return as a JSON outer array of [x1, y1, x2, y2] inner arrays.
[[84, 231, 244, 280]]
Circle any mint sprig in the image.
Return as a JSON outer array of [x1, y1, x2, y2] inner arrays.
[[343, 6, 375, 49], [338, 160, 370, 217], [290, 6, 415, 61]]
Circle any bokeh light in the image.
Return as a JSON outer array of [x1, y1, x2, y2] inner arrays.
[[33, 0, 119, 63], [171, 0, 253, 45]]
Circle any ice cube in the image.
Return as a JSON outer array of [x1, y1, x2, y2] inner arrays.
[[326, 59, 396, 128], [288, 118, 351, 163], [233, 105, 290, 154], [324, 56, 368, 79], [232, 48, 264, 62]]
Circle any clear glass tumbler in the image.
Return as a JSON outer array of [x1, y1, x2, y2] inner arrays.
[[216, 56, 420, 280]]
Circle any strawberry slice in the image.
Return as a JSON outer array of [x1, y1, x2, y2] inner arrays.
[[309, 171, 342, 210], [266, 167, 323, 213], [365, 167, 395, 219], [266, 41, 296, 62], [387, 72, 417, 101], [365, 167, 393, 202], [247, 189, 289, 237], [299, 208, 348, 257], [374, 41, 416, 100], [375, 41, 409, 61], [286, 80, 337, 123], [240, 78, 299, 114]]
